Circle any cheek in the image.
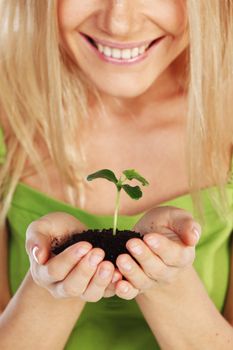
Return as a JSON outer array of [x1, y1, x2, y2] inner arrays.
[[171, 1, 187, 36], [151, 0, 187, 36], [57, 0, 92, 30]]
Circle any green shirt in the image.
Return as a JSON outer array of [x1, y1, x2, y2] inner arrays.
[[1, 127, 233, 349]]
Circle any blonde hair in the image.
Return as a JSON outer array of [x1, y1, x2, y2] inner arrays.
[[0, 0, 232, 227]]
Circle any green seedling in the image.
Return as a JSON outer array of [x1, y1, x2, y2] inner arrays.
[[87, 169, 149, 236]]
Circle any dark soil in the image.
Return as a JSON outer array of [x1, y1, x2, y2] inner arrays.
[[51, 229, 143, 266]]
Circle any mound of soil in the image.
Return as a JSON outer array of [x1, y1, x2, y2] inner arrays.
[[51, 229, 143, 266]]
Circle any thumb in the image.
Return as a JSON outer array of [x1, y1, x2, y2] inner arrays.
[[25, 226, 51, 265], [167, 212, 202, 246], [168, 209, 201, 246], [30, 236, 51, 265], [133, 206, 201, 247], [25, 212, 88, 265], [186, 224, 202, 246]]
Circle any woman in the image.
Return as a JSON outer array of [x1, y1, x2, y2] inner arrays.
[[0, 1, 232, 349]]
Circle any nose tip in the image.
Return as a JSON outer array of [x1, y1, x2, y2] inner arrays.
[[108, 15, 131, 36], [102, 1, 138, 37]]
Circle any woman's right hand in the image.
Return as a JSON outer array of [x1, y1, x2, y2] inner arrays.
[[25, 212, 121, 301]]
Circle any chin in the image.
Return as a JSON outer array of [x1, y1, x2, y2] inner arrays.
[[91, 77, 154, 99]]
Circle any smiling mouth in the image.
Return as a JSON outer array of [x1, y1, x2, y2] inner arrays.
[[82, 33, 164, 61]]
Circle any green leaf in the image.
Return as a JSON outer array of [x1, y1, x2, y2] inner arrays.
[[123, 169, 149, 186], [122, 184, 142, 200], [86, 169, 118, 184]]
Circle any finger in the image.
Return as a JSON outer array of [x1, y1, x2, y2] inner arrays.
[[125, 239, 178, 284], [26, 212, 88, 264], [143, 233, 196, 267], [167, 211, 201, 246], [33, 241, 92, 285], [53, 248, 105, 298], [103, 270, 123, 298], [115, 280, 139, 300], [116, 253, 153, 291], [111, 269, 122, 283], [103, 284, 116, 298], [80, 261, 114, 302], [26, 229, 51, 265]]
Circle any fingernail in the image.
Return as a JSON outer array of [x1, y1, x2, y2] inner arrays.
[[99, 268, 111, 279], [120, 259, 132, 271], [129, 244, 142, 255], [119, 284, 129, 293], [76, 246, 90, 257], [145, 236, 160, 248], [112, 273, 120, 283], [89, 253, 103, 267], [192, 228, 200, 242], [32, 246, 39, 263]]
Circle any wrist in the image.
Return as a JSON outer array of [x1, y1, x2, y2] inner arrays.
[[136, 265, 195, 302], [27, 270, 86, 310]]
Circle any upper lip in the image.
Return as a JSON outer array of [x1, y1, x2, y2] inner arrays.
[[81, 33, 163, 49]]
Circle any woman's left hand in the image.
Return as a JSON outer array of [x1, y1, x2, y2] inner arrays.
[[114, 206, 202, 300]]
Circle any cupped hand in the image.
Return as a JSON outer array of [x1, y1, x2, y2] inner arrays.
[[113, 206, 202, 300], [25, 212, 122, 301]]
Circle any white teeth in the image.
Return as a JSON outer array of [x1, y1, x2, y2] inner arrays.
[[112, 48, 121, 59], [97, 44, 104, 53], [95, 41, 151, 60], [131, 47, 139, 58], [139, 45, 146, 54], [103, 46, 111, 57], [121, 49, 131, 59]]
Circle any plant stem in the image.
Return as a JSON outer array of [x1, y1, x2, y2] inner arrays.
[[113, 189, 121, 236]]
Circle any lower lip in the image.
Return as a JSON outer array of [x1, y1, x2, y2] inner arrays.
[[80, 34, 165, 66]]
